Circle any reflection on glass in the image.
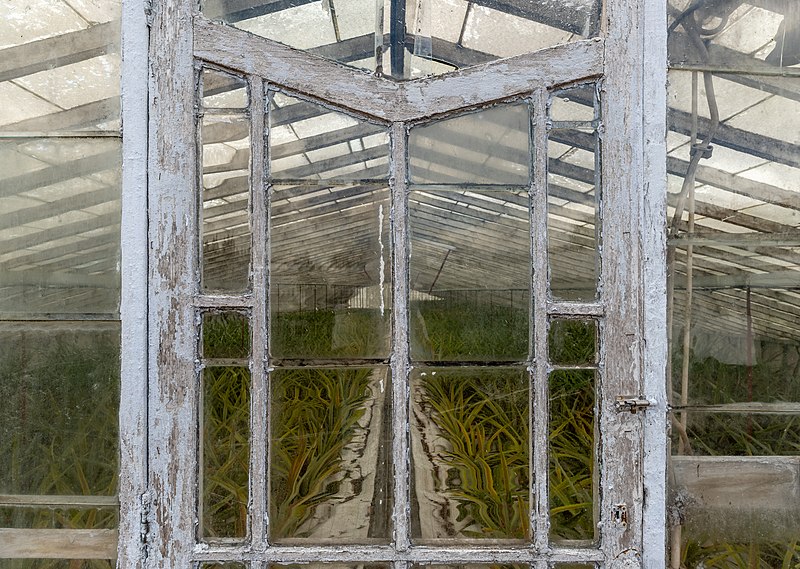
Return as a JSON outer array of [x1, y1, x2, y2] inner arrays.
[[409, 104, 530, 186], [409, 190, 530, 361], [667, 23, 800, 558], [411, 368, 529, 542], [201, 114, 252, 293], [0, 322, 120, 530], [270, 186, 391, 359], [202, 68, 249, 109], [202, 367, 250, 540], [549, 369, 595, 543], [414, 566, 527, 569], [0, 138, 121, 316], [550, 84, 595, 124], [270, 92, 389, 181], [0, 9, 121, 133], [270, 368, 391, 542], [203, 311, 250, 360], [548, 319, 597, 366], [547, 128, 599, 301], [202, 0, 600, 78]]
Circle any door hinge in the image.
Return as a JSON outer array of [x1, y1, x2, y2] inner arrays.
[[615, 397, 651, 414]]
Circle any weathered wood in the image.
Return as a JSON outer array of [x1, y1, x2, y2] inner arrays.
[[195, 16, 604, 121], [0, 528, 118, 559]]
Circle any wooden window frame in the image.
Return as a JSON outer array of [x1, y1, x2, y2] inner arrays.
[[117, 0, 670, 567]]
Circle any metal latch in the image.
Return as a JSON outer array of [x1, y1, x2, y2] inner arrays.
[[615, 397, 651, 414]]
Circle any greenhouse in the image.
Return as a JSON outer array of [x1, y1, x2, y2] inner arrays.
[[1, 0, 799, 567]]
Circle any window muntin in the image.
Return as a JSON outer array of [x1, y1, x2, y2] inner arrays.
[[200, 0, 602, 79]]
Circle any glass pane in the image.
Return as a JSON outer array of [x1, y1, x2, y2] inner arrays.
[[202, 0, 600, 79], [0, 322, 119, 521], [0, 138, 121, 317], [667, 59, 800, 563], [201, 564, 246, 569], [550, 84, 596, 124], [201, 114, 252, 293], [203, 311, 251, 360], [269, 367, 391, 542], [548, 128, 599, 301], [411, 367, 529, 542], [548, 319, 597, 366], [409, 190, 530, 361], [668, 1, 796, 73], [202, 68, 249, 109], [270, 186, 391, 360], [270, 92, 389, 181], [549, 369, 595, 543], [0, 7, 120, 133], [201, 366, 250, 540], [409, 104, 530, 186]]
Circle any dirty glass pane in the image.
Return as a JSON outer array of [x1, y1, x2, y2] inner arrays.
[[269, 367, 391, 542], [409, 104, 530, 186], [549, 369, 595, 543], [201, 564, 247, 569], [667, 0, 799, 73], [203, 311, 251, 360], [202, 0, 600, 79], [550, 84, 596, 124], [270, 185, 391, 360], [547, 127, 599, 301], [273, 565, 390, 569], [409, 190, 530, 361], [0, 4, 121, 133], [202, 68, 248, 110], [551, 565, 594, 569], [270, 92, 389, 182], [0, 561, 114, 569], [414, 566, 527, 569], [201, 114, 252, 293], [0, 322, 120, 523], [201, 366, 250, 540], [0, 138, 121, 317], [667, 41, 800, 562], [411, 367, 529, 543], [548, 319, 597, 366]]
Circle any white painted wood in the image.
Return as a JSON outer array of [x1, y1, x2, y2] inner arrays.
[[118, 0, 150, 567], [146, 0, 198, 567], [194, 16, 604, 122], [642, 0, 669, 567], [599, 0, 647, 565]]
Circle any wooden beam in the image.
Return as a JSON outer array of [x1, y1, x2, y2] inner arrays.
[[0, 528, 117, 559]]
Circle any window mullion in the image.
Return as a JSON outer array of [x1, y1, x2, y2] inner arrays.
[[530, 87, 551, 551], [390, 121, 411, 551], [250, 75, 269, 549]]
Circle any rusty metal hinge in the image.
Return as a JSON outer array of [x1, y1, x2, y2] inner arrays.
[[615, 397, 651, 414]]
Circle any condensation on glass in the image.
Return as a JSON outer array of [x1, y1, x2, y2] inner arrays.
[[0, 0, 122, 564], [200, 70, 252, 293], [666, 0, 800, 565], [201, 0, 602, 79], [269, 367, 392, 543], [410, 367, 529, 543], [547, 84, 600, 301]]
